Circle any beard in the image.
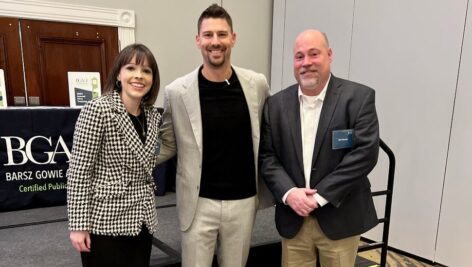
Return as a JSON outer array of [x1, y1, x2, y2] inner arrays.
[[207, 55, 226, 68], [204, 45, 228, 68], [299, 75, 320, 91]]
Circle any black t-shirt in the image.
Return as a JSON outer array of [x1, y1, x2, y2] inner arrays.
[[128, 111, 146, 144], [198, 67, 256, 200]]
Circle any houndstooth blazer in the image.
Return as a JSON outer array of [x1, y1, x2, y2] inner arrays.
[[67, 90, 161, 236]]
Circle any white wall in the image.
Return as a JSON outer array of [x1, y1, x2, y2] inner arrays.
[[272, 0, 470, 266], [350, 0, 466, 261], [45, 0, 273, 106], [435, 1, 472, 265]]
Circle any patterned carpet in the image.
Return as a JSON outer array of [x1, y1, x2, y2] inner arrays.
[[358, 248, 440, 267]]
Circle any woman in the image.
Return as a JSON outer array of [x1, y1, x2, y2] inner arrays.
[[67, 43, 161, 267]]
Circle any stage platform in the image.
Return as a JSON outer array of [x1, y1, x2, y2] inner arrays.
[[0, 193, 376, 267]]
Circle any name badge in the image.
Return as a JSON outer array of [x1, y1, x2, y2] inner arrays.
[[332, 129, 353, 150], [155, 138, 162, 155]]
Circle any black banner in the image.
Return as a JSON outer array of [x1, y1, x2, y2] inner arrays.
[[0, 108, 80, 211]]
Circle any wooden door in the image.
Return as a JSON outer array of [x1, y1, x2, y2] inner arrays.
[[20, 19, 118, 106], [0, 17, 25, 106]]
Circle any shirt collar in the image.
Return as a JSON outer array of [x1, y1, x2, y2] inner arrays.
[[298, 74, 331, 103]]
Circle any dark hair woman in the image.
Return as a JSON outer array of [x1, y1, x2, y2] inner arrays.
[[67, 43, 161, 267]]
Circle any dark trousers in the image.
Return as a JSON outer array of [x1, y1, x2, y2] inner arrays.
[[81, 227, 153, 267]]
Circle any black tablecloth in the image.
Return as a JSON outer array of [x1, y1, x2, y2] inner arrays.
[[0, 108, 171, 212]]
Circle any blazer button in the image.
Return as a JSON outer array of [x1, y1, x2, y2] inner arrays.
[[197, 186, 200, 190]]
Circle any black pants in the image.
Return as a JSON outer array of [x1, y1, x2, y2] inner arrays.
[[81, 227, 153, 267]]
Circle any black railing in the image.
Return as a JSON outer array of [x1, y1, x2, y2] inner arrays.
[[358, 138, 396, 267]]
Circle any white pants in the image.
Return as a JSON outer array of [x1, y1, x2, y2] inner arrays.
[[181, 196, 257, 267]]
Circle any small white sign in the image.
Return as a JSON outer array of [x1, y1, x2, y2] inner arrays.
[[0, 69, 7, 108], [67, 72, 101, 107]]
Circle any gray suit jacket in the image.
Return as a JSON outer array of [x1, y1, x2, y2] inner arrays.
[[158, 66, 274, 231], [259, 75, 379, 240]]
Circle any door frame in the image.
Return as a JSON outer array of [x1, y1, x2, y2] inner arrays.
[[0, 0, 135, 48]]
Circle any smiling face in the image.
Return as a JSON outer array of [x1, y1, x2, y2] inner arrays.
[[117, 56, 153, 104], [196, 18, 235, 70], [293, 30, 332, 96]]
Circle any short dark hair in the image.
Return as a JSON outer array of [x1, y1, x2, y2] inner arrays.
[[197, 4, 233, 33], [104, 43, 160, 106]]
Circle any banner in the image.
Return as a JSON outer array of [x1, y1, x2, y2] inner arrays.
[[0, 108, 80, 211]]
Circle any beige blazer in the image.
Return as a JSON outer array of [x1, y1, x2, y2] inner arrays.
[[158, 66, 273, 231]]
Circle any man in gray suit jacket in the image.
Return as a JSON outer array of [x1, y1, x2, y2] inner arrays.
[[158, 4, 272, 267], [259, 29, 379, 267]]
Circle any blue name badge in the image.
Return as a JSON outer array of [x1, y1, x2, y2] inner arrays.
[[332, 129, 354, 150]]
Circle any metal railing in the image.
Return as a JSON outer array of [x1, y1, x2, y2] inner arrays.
[[357, 138, 396, 267]]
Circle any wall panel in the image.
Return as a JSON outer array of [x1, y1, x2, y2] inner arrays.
[[349, 0, 466, 259], [435, 1, 472, 265]]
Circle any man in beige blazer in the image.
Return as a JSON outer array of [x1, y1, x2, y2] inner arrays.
[[157, 4, 272, 267]]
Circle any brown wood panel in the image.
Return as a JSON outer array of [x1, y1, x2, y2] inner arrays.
[[20, 19, 118, 106], [38, 38, 106, 106], [0, 17, 25, 106]]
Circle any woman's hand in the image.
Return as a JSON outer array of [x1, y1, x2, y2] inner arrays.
[[70, 231, 91, 252]]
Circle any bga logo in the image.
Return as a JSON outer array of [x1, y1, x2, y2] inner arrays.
[[1, 136, 71, 166], [75, 78, 88, 85]]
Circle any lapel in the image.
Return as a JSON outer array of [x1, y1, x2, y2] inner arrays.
[[144, 106, 160, 149], [142, 105, 160, 170], [312, 75, 341, 167], [234, 66, 259, 155], [110, 91, 153, 171], [180, 68, 203, 154], [284, 85, 304, 174]]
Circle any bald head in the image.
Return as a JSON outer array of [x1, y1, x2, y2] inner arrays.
[[294, 29, 330, 52], [293, 29, 332, 96]]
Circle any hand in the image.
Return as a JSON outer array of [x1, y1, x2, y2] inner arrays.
[[70, 231, 91, 252], [286, 188, 318, 217]]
